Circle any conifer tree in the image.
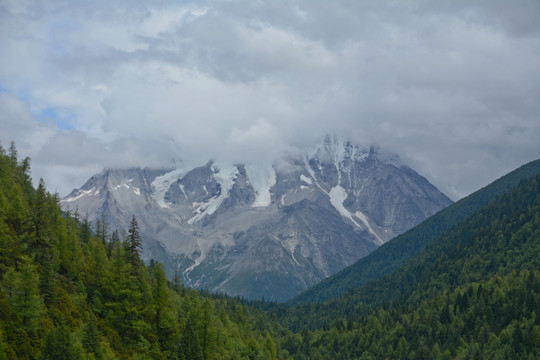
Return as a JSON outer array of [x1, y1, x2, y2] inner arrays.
[[8, 141, 17, 162], [94, 218, 102, 243], [31, 179, 51, 260], [125, 215, 142, 269], [181, 315, 203, 360], [80, 213, 91, 243], [1, 264, 45, 334], [108, 229, 120, 258], [19, 157, 32, 188], [99, 213, 109, 246], [152, 262, 176, 351], [39, 254, 55, 307], [73, 206, 80, 222], [201, 298, 213, 359], [42, 324, 82, 360], [82, 315, 101, 357]]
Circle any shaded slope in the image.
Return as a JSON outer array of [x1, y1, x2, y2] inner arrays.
[[282, 169, 540, 332], [282, 270, 540, 359], [290, 159, 540, 305]]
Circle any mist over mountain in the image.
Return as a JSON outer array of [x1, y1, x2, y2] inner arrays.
[[62, 136, 452, 301]]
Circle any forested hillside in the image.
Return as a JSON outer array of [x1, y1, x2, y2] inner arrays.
[[274, 167, 540, 358], [2, 141, 538, 359], [0, 143, 284, 359], [291, 159, 540, 305]]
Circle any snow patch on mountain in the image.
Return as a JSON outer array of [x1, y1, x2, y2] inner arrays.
[[328, 137, 346, 183], [300, 174, 312, 185], [355, 210, 383, 245], [183, 236, 215, 285], [151, 168, 185, 208], [188, 165, 239, 224], [329, 185, 363, 229], [245, 164, 276, 207], [304, 158, 326, 193], [284, 236, 300, 265], [178, 184, 188, 199], [113, 183, 132, 191], [63, 188, 96, 202]]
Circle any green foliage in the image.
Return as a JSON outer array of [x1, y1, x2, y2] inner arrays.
[[42, 324, 83, 360], [2, 143, 537, 359], [273, 165, 540, 359], [0, 147, 286, 360], [125, 215, 142, 270], [82, 316, 100, 357], [281, 271, 540, 359]]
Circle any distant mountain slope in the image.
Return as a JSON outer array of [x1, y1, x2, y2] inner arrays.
[[290, 159, 540, 305], [283, 164, 540, 333], [61, 136, 452, 301]]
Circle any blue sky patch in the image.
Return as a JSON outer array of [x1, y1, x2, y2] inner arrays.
[[39, 107, 75, 131]]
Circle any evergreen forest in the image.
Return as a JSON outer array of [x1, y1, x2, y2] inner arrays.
[[0, 144, 284, 359], [1, 143, 539, 359]]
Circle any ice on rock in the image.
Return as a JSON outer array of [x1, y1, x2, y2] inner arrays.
[[188, 165, 239, 224], [329, 185, 362, 229], [246, 164, 276, 208], [355, 210, 383, 245], [63, 188, 95, 203], [300, 174, 312, 185], [151, 168, 186, 208]]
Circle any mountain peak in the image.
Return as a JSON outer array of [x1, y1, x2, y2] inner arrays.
[[62, 139, 452, 301]]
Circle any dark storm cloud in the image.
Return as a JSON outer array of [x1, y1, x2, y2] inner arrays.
[[0, 0, 539, 198]]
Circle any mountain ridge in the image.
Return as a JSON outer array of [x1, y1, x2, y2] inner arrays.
[[289, 158, 540, 305], [61, 136, 452, 301]]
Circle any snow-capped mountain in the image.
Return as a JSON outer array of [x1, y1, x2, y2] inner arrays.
[[62, 136, 452, 301]]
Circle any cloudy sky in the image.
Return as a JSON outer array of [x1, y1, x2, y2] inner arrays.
[[1, 0, 539, 199]]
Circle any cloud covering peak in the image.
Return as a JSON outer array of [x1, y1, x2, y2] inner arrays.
[[1, 0, 539, 198]]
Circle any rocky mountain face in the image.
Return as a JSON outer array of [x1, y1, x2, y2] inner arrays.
[[61, 136, 452, 301]]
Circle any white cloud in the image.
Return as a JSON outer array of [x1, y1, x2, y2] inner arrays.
[[0, 0, 539, 199]]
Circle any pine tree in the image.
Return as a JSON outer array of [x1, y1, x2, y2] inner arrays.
[[125, 215, 142, 269], [108, 229, 120, 258], [103, 242, 150, 344], [73, 206, 80, 222], [8, 141, 17, 162], [82, 315, 101, 357], [152, 263, 168, 331], [80, 213, 91, 243], [42, 324, 82, 360], [94, 218, 102, 243], [201, 298, 213, 359], [31, 179, 50, 253], [86, 237, 108, 309], [181, 316, 203, 360], [99, 213, 109, 246], [152, 262, 176, 351], [19, 157, 32, 188], [1, 264, 45, 334], [39, 253, 55, 307], [173, 269, 185, 296]]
